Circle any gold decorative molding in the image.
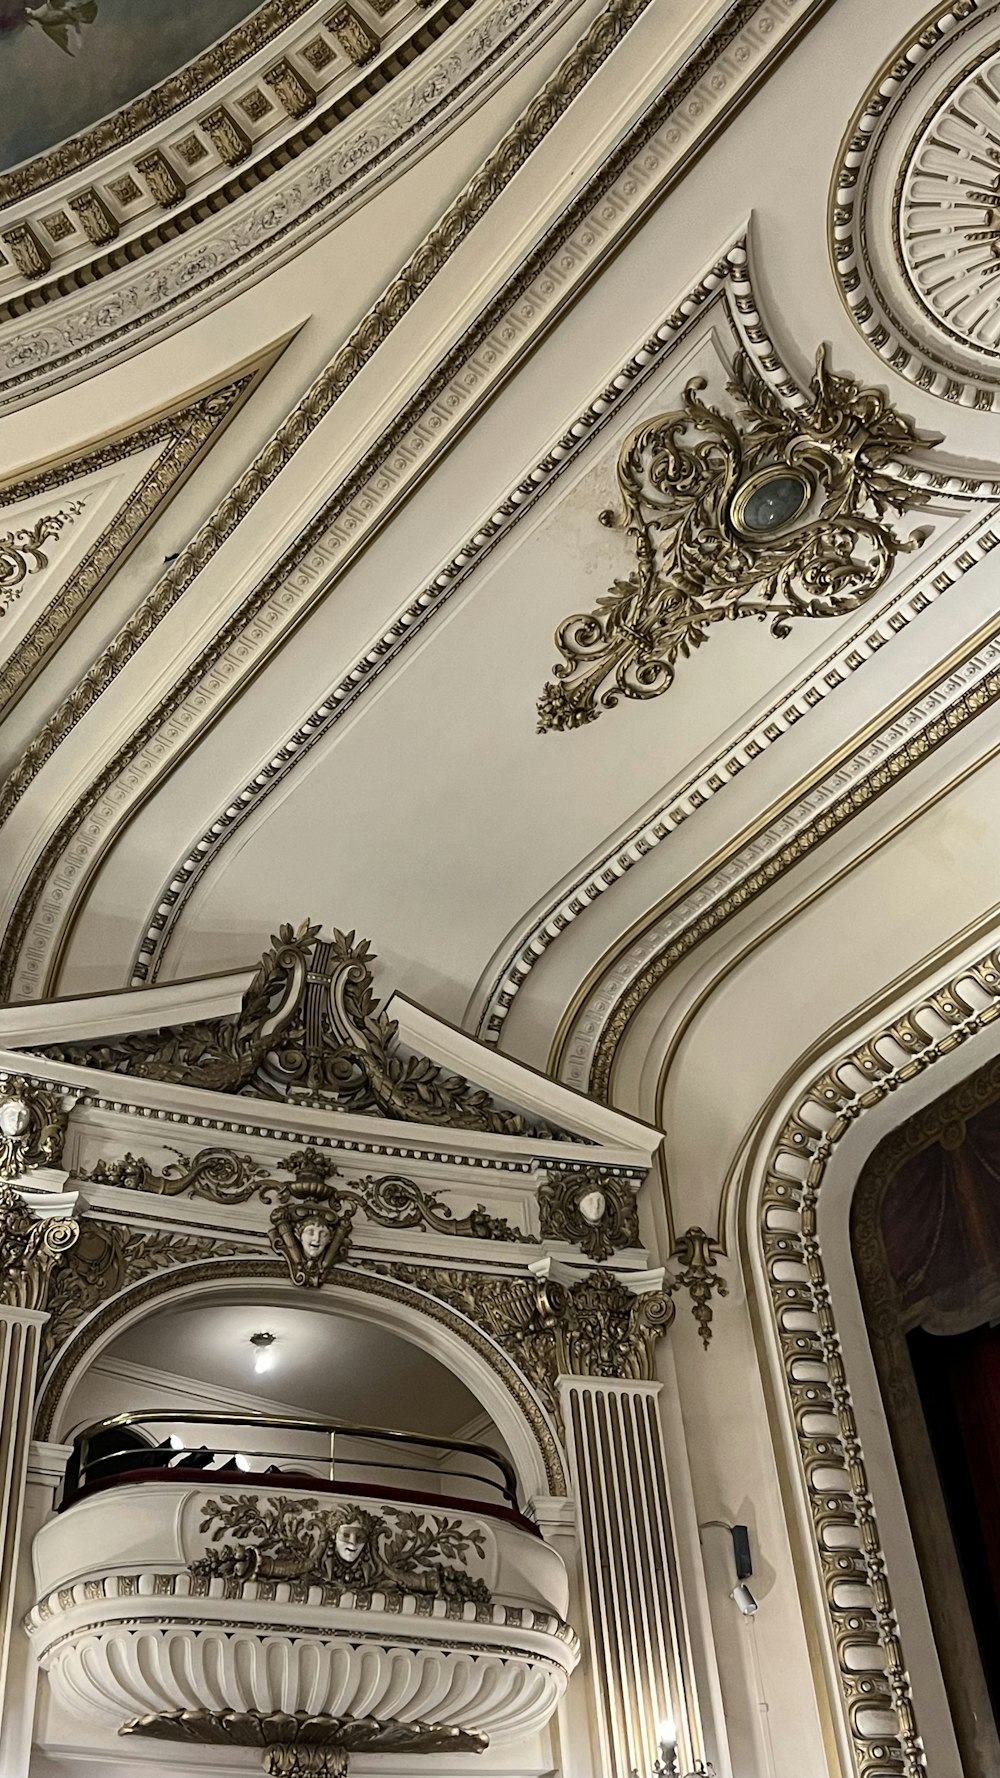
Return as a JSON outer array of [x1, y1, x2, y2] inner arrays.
[[0, 353, 277, 723], [537, 1166, 638, 1259], [0, 0, 318, 208], [80, 1143, 530, 1242], [325, 6, 379, 65], [568, 625, 1000, 1103], [40, 1221, 243, 1375], [830, 0, 1000, 408], [852, 1053, 1000, 1774], [537, 349, 935, 731], [0, 1188, 78, 1312], [414, 1267, 673, 1414], [752, 940, 1000, 1775], [41, 921, 568, 1140], [35, 1249, 567, 1491], [0, 1075, 68, 1179], [0, 1, 816, 1001], [121, 1710, 486, 1775], [665, 1226, 726, 1348]]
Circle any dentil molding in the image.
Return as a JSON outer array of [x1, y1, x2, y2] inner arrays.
[[831, 0, 1000, 407], [0, 0, 579, 409], [0, 0, 820, 1005]]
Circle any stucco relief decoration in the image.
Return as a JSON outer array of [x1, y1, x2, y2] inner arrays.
[[121, 1710, 486, 1773], [190, 1494, 493, 1604], [41, 921, 566, 1140], [263, 1148, 355, 1288], [0, 503, 83, 620], [537, 1166, 639, 1259], [0, 1187, 78, 1309], [898, 49, 1000, 358], [80, 1142, 528, 1241], [0, 1074, 68, 1178], [537, 350, 936, 731], [666, 1226, 727, 1348]]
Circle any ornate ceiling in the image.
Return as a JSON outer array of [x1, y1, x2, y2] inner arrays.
[[6, 4, 1000, 1772]]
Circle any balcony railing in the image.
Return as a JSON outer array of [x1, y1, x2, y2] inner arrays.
[[66, 1408, 523, 1520]]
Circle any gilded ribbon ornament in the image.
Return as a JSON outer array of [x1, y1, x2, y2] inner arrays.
[[537, 349, 936, 731]]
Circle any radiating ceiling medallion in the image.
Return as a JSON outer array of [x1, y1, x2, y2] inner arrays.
[[831, 3, 1000, 404], [537, 350, 935, 732], [898, 51, 1000, 357]]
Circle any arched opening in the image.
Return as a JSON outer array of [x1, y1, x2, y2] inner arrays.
[[60, 1285, 517, 1516], [852, 1053, 1000, 1777], [38, 1261, 566, 1501]]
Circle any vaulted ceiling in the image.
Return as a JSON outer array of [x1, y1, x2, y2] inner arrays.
[[3, 0, 1000, 1181]]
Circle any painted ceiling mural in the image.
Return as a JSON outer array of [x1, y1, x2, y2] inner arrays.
[[0, 0, 262, 171]]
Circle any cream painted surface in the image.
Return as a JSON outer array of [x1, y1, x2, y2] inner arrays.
[[33, 0, 995, 1026], [3, 0, 999, 1774]]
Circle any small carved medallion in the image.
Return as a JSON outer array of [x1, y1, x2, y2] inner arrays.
[[0, 1075, 69, 1179], [538, 1167, 639, 1260]]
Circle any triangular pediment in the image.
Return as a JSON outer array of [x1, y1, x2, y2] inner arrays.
[[0, 921, 657, 1163]]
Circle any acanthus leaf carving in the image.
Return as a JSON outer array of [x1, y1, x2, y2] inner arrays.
[[79, 1142, 534, 1245], [0, 1074, 70, 1179], [0, 1187, 78, 1311], [189, 1494, 492, 1605], [41, 923, 570, 1141], [537, 349, 937, 731]]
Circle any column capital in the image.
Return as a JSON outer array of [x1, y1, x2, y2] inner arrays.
[[0, 1189, 79, 1314], [551, 1269, 674, 1381]]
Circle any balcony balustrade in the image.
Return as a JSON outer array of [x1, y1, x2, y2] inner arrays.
[[28, 1412, 578, 1776]]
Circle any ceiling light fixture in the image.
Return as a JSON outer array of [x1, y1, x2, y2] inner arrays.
[[250, 1330, 276, 1374]]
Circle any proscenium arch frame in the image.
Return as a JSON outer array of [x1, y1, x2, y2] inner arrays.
[[734, 926, 1000, 1778], [33, 1258, 568, 1501], [851, 1050, 1000, 1777]]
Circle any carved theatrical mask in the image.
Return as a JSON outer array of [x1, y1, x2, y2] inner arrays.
[[334, 1519, 369, 1566], [576, 1188, 607, 1226], [269, 1194, 354, 1288]]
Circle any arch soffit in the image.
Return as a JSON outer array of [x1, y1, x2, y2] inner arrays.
[[36, 1257, 567, 1500], [719, 913, 1000, 1778]]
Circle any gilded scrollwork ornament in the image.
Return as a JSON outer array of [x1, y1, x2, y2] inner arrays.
[[404, 1265, 673, 1409], [80, 1141, 530, 1243], [537, 349, 936, 731], [0, 1187, 78, 1311], [554, 1270, 674, 1379], [666, 1226, 727, 1348], [0, 1075, 70, 1179], [121, 1709, 486, 1774], [537, 1166, 639, 1259], [0, 505, 84, 620]]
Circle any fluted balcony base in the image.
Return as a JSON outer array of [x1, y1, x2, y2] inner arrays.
[[121, 1708, 487, 1775]]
